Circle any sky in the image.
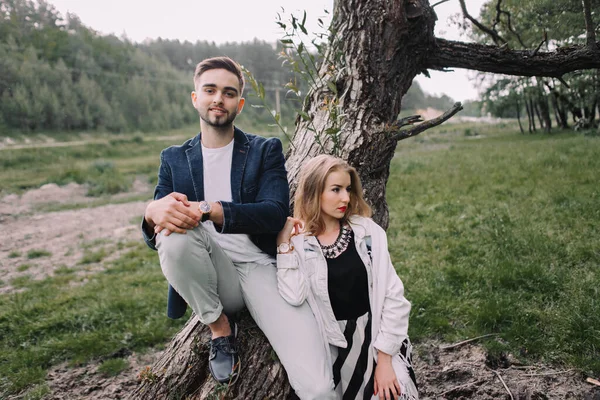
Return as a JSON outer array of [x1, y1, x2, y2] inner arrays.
[[49, 0, 488, 102]]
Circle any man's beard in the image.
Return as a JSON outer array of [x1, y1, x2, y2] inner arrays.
[[198, 109, 237, 128]]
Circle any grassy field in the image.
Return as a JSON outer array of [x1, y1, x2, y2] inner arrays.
[[0, 122, 599, 397], [387, 123, 600, 374]]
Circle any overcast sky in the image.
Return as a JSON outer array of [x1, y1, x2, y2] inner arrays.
[[49, 0, 488, 102]]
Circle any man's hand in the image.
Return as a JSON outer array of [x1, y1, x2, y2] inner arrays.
[[374, 352, 401, 400], [144, 192, 200, 236]]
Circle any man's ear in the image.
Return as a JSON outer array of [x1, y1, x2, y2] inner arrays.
[[237, 98, 245, 114], [191, 91, 197, 105]]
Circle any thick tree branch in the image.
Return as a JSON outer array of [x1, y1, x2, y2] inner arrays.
[[458, 0, 506, 46], [428, 38, 600, 78], [582, 0, 598, 50], [390, 102, 463, 141]]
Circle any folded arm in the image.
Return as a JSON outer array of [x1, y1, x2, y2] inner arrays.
[[218, 138, 289, 235]]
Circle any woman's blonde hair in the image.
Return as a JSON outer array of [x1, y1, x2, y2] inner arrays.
[[294, 155, 372, 236]]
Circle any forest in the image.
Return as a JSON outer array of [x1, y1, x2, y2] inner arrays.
[[0, 0, 457, 135]]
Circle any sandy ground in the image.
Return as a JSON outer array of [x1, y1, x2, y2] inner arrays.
[[1, 183, 599, 399], [0, 181, 150, 293]]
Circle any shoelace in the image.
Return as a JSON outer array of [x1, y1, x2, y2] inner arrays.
[[211, 336, 237, 355]]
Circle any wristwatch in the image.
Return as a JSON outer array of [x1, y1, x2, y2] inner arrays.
[[277, 242, 293, 254], [198, 201, 212, 222]]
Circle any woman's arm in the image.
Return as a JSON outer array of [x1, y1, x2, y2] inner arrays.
[[276, 252, 309, 306], [275, 217, 309, 306], [371, 223, 412, 357]]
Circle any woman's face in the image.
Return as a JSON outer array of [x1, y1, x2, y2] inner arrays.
[[320, 170, 351, 222]]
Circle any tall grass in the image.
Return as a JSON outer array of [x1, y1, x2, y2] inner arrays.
[[387, 126, 600, 374]]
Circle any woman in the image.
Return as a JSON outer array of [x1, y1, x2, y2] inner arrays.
[[276, 155, 418, 400]]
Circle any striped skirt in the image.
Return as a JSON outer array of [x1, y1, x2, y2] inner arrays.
[[331, 312, 419, 400]]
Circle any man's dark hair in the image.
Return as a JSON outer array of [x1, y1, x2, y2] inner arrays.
[[193, 56, 245, 94]]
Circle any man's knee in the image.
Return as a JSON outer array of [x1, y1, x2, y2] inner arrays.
[[157, 231, 194, 265]]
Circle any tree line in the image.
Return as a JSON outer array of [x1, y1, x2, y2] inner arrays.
[[0, 0, 458, 134], [473, 0, 600, 132]]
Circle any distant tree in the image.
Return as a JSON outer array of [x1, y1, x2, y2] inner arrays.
[[473, 0, 600, 130]]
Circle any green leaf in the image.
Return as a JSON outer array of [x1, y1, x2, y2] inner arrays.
[[297, 42, 304, 54], [299, 110, 311, 121], [326, 80, 338, 94], [280, 39, 293, 45]]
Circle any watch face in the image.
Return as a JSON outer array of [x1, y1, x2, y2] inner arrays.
[[278, 243, 290, 253], [199, 201, 211, 213]]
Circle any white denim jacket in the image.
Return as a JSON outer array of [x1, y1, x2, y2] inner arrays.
[[276, 215, 411, 360]]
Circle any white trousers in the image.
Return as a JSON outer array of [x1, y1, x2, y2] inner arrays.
[[156, 225, 337, 400]]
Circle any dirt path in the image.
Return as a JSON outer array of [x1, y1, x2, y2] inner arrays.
[[0, 182, 150, 293]]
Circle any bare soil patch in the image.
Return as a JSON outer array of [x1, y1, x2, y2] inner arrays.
[[0, 181, 150, 293], [42, 350, 163, 400], [37, 340, 600, 399], [414, 341, 600, 399]]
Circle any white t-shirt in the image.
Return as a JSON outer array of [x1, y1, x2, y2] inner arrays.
[[201, 139, 274, 265]]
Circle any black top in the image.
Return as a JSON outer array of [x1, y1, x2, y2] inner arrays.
[[325, 231, 371, 321]]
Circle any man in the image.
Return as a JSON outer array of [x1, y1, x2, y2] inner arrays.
[[142, 56, 335, 399]]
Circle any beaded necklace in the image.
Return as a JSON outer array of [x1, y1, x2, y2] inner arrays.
[[318, 222, 352, 259]]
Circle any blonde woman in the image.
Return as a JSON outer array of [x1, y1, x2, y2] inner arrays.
[[276, 155, 418, 400]]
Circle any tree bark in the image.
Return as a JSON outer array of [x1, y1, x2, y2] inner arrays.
[[428, 38, 600, 78], [130, 313, 298, 400], [132, 1, 600, 398]]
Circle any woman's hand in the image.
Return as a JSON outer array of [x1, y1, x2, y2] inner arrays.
[[374, 352, 401, 400], [277, 217, 304, 246]]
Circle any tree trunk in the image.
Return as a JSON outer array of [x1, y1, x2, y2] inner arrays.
[[528, 96, 537, 132], [285, 0, 437, 229], [515, 97, 524, 134], [131, 312, 298, 399], [538, 94, 552, 133], [533, 96, 545, 129]]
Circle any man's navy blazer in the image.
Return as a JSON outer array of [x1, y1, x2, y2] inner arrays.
[[142, 127, 290, 318]]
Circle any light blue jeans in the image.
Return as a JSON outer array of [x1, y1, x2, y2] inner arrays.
[[156, 224, 337, 400]]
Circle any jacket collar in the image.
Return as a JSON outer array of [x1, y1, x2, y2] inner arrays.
[[185, 126, 249, 202], [302, 215, 369, 248]]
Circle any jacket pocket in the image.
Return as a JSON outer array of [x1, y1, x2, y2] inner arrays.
[[302, 248, 318, 276]]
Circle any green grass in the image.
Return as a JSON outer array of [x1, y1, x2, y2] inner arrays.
[[17, 264, 33, 272], [98, 358, 130, 377], [0, 133, 174, 195], [79, 249, 108, 265], [0, 243, 189, 396], [386, 125, 600, 375], [26, 249, 52, 259], [8, 251, 21, 258]]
